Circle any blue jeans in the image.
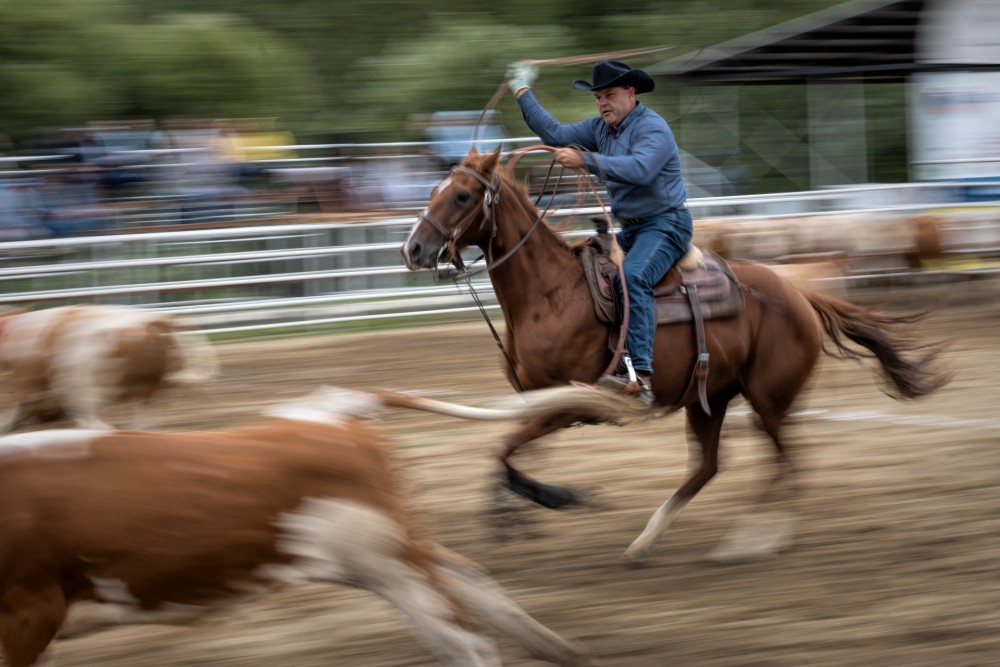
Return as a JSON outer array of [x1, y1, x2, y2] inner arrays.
[[614, 209, 693, 375]]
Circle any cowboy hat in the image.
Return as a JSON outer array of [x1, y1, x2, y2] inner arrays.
[[572, 60, 655, 94]]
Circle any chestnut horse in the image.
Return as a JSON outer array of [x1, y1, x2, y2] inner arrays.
[[401, 148, 948, 561]]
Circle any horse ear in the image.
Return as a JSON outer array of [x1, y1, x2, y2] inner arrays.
[[481, 146, 502, 173], [461, 147, 480, 166]]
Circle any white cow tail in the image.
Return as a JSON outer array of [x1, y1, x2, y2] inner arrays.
[[375, 384, 649, 425], [271, 384, 649, 427]]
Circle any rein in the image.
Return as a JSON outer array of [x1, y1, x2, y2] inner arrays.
[[419, 164, 544, 393], [437, 148, 631, 389]]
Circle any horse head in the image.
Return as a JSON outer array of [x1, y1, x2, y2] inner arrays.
[[401, 147, 506, 270]]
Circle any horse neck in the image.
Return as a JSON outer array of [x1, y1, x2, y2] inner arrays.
[[482, 181, 583, 314]]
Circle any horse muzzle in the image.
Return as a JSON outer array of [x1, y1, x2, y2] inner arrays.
[[400, 238, 445, 271]]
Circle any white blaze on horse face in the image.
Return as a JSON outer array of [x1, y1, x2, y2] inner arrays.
[[402, 209, 430, 267], [402, 175, 454, 268], [434, 176, 452, 195]]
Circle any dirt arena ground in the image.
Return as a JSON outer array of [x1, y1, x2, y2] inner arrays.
[[44, 296, 1000, 666]]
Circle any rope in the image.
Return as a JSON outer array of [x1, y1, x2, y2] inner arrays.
[[517, 45, 675, 67], [472, 44, 675, 143]]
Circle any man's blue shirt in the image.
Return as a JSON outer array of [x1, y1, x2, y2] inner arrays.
[[516, 90, 688, 222]]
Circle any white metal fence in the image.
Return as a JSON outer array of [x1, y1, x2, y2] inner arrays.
[[2, 181, 999, 337]]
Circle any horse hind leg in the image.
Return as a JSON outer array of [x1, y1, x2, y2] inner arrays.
[[706, 383, 804, 563]]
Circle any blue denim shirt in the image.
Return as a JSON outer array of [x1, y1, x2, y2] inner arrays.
[[516, 90, 688, 222]]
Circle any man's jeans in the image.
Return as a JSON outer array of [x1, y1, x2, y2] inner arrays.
[[614, 209, 693, 374]]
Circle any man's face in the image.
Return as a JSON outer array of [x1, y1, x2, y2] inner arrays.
[[594, 86, 636, 128]]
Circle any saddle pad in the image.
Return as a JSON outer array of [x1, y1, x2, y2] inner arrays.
[[654, 253, 744, 324], [579, 241, 744, 326]]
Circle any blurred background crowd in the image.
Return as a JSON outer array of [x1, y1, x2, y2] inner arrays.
[[0, 0, 888, 240]]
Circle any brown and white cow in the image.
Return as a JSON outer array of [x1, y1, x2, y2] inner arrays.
[[0, 304, 217, 433], [0, 384, 641, 667]]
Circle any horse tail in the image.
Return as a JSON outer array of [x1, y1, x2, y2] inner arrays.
[[803, 291, 950, 399]]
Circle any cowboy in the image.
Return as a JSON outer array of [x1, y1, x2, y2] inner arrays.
[[507, 59, 693, 405]]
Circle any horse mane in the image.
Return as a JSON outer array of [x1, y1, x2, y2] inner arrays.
[[461, 149, 578, 252], [462, 150, 531, 199]]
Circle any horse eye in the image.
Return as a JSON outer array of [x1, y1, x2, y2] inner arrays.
[[455, 191, 471, 205]]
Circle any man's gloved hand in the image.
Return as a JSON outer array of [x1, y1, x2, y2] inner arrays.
[[506, 62, 538, 95]]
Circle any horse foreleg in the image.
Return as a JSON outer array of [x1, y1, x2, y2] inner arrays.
[[497, 411, 592, 511], [624, 400, 727, 562]]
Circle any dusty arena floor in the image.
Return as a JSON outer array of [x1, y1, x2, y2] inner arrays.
[[49, 300, 999, 667]]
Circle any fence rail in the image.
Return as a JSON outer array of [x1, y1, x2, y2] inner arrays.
[[3, 181, 1000, 337]]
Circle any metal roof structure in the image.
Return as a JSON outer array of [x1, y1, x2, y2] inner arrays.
[[648, 0, 973, 84]]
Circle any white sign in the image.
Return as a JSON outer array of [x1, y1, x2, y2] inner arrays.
[[910, 72, 1000, 180]]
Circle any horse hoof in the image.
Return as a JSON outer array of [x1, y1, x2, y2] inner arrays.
[[571, 488, 612, 511], [705, 509, 796, 563], [622, 544, 652, 565]]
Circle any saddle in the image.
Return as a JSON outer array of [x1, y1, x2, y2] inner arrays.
[[578, 230, 745, 413]]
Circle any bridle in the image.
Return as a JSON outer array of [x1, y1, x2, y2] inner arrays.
[[415, 161, 554, 392], [416, 149, 630, 390], [418, 164, 547, 278]]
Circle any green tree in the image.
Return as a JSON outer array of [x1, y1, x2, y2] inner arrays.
[[121, 14, 319, 123], [0, 1, 318, 141], [354, 16, 579, 137]]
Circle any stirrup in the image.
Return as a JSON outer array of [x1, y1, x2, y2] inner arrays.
[[597, 374, 655, 406]]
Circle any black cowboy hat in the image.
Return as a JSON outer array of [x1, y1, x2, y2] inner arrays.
[[572, 60, 655, 94]]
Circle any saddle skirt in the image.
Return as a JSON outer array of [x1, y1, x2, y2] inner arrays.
[[579, 236, 744, 326]]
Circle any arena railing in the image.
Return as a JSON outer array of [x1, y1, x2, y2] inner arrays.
[[2, 176, 999, 337]]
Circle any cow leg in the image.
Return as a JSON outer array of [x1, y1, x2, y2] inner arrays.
[[432, 547, 593, 667], [51, 358, 114, 430], [0, 582, 66, 667], [351, 554, 501, 666], [0, 403, 22, 434], [59, 600, 209, 639], [61, 401, 114, 431], [273, 498, 498, 665], [128, 400, 151, 431]]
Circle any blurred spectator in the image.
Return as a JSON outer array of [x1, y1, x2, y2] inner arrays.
[[0, 172, 53, 242], [35, 160, 116, 237], [217, 118, 297, 188], [148, 121, 247, 222], [23, 125, 153, 201]]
